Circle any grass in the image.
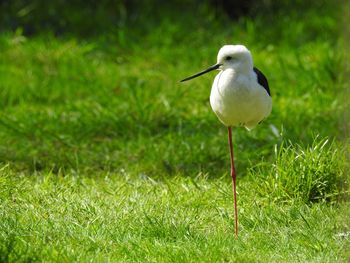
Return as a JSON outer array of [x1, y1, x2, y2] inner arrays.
[[249, 137, 348, 203], [0, 2, 349, 262], [0, 166, 349, 262]]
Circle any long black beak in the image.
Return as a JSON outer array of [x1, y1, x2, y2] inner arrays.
[[180, 63, 221, 82]]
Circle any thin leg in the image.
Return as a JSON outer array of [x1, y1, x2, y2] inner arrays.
[[228, 126, 238, 238]]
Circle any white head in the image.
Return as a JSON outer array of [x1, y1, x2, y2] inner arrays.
[[180, 44, 253, 82], [217, 45, 253, 73]]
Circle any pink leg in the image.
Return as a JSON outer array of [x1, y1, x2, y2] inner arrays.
[[228, 127, 238, 238]]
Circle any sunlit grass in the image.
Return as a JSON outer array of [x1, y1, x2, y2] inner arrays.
[[249, 137, 348, 203], [0, 165, 348, 262]]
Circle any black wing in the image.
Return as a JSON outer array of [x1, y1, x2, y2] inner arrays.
[[253, 67, 271, 96]]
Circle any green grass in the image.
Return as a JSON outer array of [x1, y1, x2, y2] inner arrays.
[[0, 3, 350, 262], [0, 166, 349, 262]]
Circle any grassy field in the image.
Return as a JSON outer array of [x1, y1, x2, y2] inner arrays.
[[0, 2, 349, 262]]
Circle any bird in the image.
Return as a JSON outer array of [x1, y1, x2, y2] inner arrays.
[[180, 44, 272, 238]]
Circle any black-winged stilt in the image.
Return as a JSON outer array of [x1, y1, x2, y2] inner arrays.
[[181, 45, 272, 237]]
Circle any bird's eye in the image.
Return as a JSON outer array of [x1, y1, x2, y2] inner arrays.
[[226, 56, 233, 61]]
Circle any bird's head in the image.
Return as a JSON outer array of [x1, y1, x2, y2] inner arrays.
[[217, 45, 253, 72], [180, 44, 253, 82]]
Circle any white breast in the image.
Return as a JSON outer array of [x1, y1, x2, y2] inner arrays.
[[209, 69, 272, 130]]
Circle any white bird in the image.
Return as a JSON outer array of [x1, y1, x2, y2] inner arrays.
[[181, 44, 272, 237]]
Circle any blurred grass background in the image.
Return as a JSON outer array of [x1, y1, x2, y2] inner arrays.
[[0, 0, 349, 261], [0, 0, 346, 175]]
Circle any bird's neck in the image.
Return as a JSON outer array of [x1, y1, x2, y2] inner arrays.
[[225, 61, 253, 75], [225, 66, 252, 76]]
